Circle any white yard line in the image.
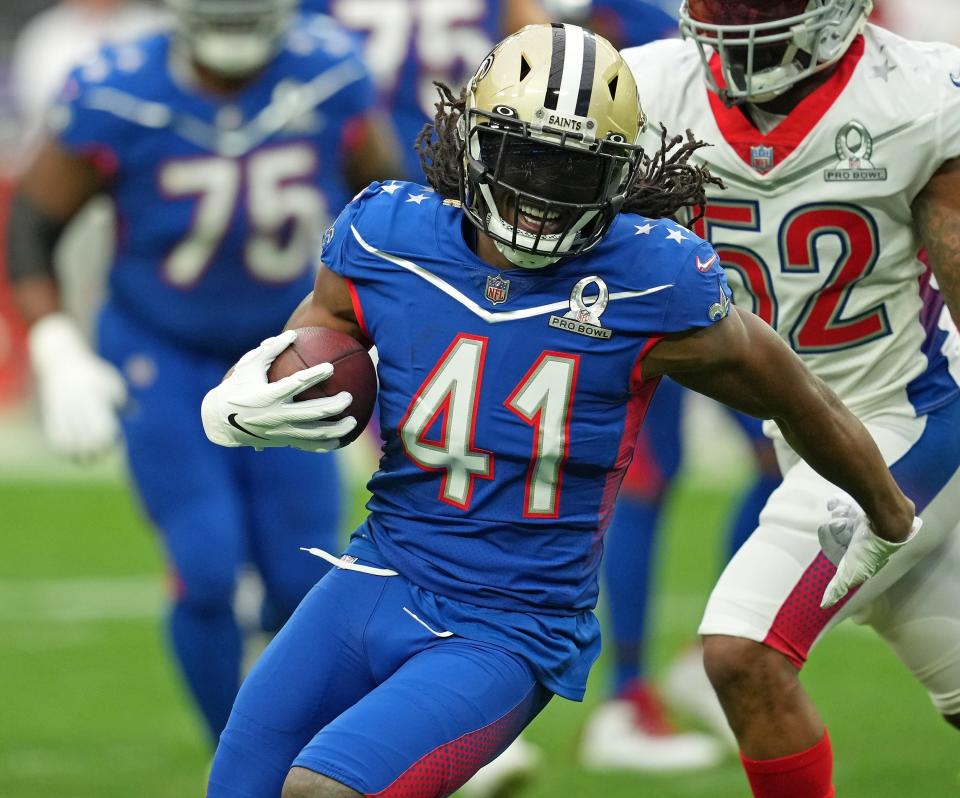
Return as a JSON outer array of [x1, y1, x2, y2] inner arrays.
[[0, 576, 164, 621]]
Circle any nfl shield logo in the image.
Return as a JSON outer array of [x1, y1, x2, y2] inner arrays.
[[750, 144, 774, 174], [485, 274, 510, 305]]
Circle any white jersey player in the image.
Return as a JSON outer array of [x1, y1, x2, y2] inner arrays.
[[624, 2, 960, 797]]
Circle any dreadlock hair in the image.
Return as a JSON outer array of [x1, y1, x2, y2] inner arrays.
[[414, 82, 724, 227], [415, 82, 465, 201]]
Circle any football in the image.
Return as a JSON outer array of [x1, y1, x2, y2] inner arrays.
[[267, 327, 377, 447]]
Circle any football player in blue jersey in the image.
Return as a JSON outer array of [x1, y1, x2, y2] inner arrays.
[[302, 0, 549, 181], [200, 23, 918, 798], [6, 0, 401, 744]]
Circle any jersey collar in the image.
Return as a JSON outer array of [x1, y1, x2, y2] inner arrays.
[[706, 35, 866, 174]]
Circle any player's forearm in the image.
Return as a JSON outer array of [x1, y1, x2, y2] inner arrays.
[[772, 384, 914, 543], [914, 158, 960, 325], [662, 311, 914, 542]]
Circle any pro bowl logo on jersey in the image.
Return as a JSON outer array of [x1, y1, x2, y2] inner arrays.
[[709, 281, 731, 322], [549, 276, 613, 339], [321, 223, 336, 249], [750, 145, 774, 174], [824, 121, 887, 182], [485, 274, 511, 305]]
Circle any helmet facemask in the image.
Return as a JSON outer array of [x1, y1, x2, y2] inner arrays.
[[166, 0, 297, 78], [460, 104, 645, 269], [679, 0, 872, 105]]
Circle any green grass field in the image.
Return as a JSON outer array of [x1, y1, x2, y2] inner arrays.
[[1, 478, 957, 798]]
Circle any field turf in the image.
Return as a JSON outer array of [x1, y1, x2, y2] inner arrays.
[[1, 479, 956, 798]]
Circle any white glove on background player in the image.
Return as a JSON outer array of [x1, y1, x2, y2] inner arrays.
[[201, 330, 356, 453], [28, 312, 128, 460], [818, 496, 922, 609]]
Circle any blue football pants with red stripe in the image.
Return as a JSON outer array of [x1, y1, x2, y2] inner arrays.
[[207, 551, 552, 797]]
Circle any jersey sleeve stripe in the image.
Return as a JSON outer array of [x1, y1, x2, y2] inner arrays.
[[344, 277, 371, 342]]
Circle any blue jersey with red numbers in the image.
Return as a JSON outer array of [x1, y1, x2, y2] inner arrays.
[[50, 17, 375, 358], [303, 0, 501, 180], [321, 181, 730, 697]]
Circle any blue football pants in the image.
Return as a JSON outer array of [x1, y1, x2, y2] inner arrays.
[[208, 558, 551, 797], [99, 304, 340, 741]]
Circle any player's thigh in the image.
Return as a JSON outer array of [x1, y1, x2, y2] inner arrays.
[[208, 569, 388, 798], [863, 522, 960, 718], [99, 306, 246, 602], [701, 399, 960, 668], [293, 639, 551, 797], [243, 445, 342, 612]]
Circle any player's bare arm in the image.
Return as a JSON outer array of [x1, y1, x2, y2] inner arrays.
[[643, 307, 916, 544], [502, 0, 550, 33], [913, 157, 960, 324], [283, 264, 369, 346], [341, 110, 405, 191]]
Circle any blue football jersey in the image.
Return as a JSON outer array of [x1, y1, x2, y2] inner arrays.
[[322, 182, 730, 695], [591, 0, 677, 48], [303, 0, 501, 180], [51, 17, 375, 358]]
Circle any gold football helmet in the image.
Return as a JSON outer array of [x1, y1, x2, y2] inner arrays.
[[460, 23, 646, 269]]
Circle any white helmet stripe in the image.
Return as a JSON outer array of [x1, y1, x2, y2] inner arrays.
[[557, 24, 586, 115]]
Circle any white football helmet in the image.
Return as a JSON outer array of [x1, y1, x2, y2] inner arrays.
[[165, 0, 297, 77], [678, 0, 873, 105]]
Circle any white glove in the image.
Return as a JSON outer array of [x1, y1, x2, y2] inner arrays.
[[818, 497, 922, 609], [28, 313, 127, 460], [201, 329, 356, 453]]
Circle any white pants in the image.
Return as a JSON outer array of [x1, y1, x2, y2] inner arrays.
[[700, 398, 960, 716]]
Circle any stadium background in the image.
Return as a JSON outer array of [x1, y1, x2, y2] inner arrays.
[[0, 2, 957, 796]]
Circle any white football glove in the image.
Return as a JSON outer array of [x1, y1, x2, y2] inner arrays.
[[28, 313, 128, 461], [818, 496, 922, 609], [201, 330, 356, 453]]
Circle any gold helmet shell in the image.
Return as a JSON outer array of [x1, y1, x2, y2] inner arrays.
[[460, 23, 647, 269]]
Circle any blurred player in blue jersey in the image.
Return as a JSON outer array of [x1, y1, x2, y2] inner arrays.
[[199, 23, 917, 798], [302, 0, 549, 180], [6, 0, 400, 744], [586, 0, 677, 49]]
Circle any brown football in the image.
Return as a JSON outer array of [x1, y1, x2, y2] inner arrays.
[[267, 327, 377, 447]]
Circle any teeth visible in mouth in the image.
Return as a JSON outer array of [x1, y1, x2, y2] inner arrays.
[[519, 200, 561, 221]]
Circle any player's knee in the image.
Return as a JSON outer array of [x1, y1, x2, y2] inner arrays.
[[702, 634, 794, 700], [172, 566, 236, 614], [281, 767, 361, 798], [944, 712, 960, 732]]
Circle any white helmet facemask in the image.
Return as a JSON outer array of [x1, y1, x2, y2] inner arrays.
[[166, 0, 296, 78], [678, 0, 872, 105]]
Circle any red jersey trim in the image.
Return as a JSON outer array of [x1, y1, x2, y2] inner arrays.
[[707, 35, 866, 173], [343, 277, 372, 344]]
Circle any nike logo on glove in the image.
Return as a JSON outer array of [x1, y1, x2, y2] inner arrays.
[[227, 413, 267, 440], [696, 254, 718, 273]]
